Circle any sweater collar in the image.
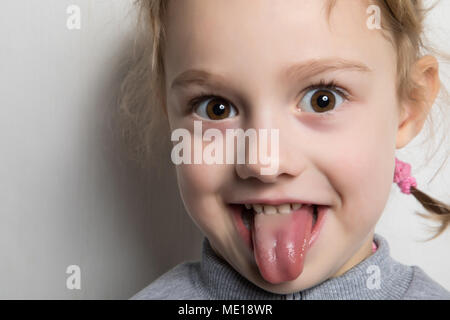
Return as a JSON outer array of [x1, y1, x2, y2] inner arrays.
[[199, 233, 413, 299]]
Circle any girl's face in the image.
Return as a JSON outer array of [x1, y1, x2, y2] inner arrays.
[[164, 0, 402, 293]]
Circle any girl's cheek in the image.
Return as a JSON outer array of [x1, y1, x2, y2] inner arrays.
[[176, 162, 230, 198], [320, 121, 392, 227]]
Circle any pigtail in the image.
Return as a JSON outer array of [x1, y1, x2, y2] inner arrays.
[[116, 0, 171, 171], [410, 186, 450, 240]]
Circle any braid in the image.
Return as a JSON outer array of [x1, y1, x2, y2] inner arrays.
[[410, 186, 450, 240]]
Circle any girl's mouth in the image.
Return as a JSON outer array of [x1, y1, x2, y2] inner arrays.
[[229, 202, 329, 284], [241, 203, 318, 230]]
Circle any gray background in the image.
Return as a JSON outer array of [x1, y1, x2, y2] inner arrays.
[[0, 0, 449, 299]]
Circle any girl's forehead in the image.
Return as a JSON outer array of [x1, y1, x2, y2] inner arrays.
[[164, 0, 374, 46], [164, 0, 393, 88]]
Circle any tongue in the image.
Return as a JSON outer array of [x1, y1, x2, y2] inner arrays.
[[252, 205, 314, 284]]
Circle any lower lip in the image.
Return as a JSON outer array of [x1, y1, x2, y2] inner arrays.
[[230, 204, 329, 252]]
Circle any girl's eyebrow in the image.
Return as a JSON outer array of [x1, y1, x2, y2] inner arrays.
[[283, 58, 372, 82], [170, 58, 372, 90]]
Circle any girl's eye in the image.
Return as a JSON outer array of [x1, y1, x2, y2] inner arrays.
[[194, 96, 237, 120], [298, 88, 345, 114]]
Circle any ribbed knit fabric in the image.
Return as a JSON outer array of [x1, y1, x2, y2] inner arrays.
[[130, 233, 450, 300]]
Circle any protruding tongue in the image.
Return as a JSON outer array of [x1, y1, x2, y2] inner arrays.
[[252, 205, 314, 284]]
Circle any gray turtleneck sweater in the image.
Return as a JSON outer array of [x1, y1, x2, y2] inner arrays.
[[130, 233, 450, 300]]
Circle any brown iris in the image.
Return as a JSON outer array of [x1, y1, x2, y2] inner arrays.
[[310, 90, 336, 113], [205, 97, 231, 120]]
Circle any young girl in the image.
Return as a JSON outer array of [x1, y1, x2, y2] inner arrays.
[[123, 0, 450, 299]]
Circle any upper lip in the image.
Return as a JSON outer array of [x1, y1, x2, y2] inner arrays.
[[230, 198, 327, 207]]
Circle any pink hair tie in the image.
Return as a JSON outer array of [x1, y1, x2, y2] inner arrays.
[[393, 157, 417, 195]]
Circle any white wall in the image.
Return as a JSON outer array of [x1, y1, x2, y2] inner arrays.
[[0, 0, 204, 299], [0, 0, 448, 299]]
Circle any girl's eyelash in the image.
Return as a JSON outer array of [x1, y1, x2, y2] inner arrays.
[[187, 92, 225, 110], [186, 79, 351, 116], [304, 79, 350, 100]]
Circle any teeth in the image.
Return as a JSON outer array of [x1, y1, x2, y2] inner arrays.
[[264, 205, 277, 215], [245, 203, 306, 215], [253, 204, 263, 214], [278, 204, 291, 214]]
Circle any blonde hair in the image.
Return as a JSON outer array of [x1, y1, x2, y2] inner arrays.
[[118, 0, 450, 239]]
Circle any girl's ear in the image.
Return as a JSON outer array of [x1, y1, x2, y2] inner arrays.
[[396, 55, 441, 149]]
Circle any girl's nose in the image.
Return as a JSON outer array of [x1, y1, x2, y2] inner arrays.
[[236, 161, 280, 183], [234, 129, 305, 184]]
